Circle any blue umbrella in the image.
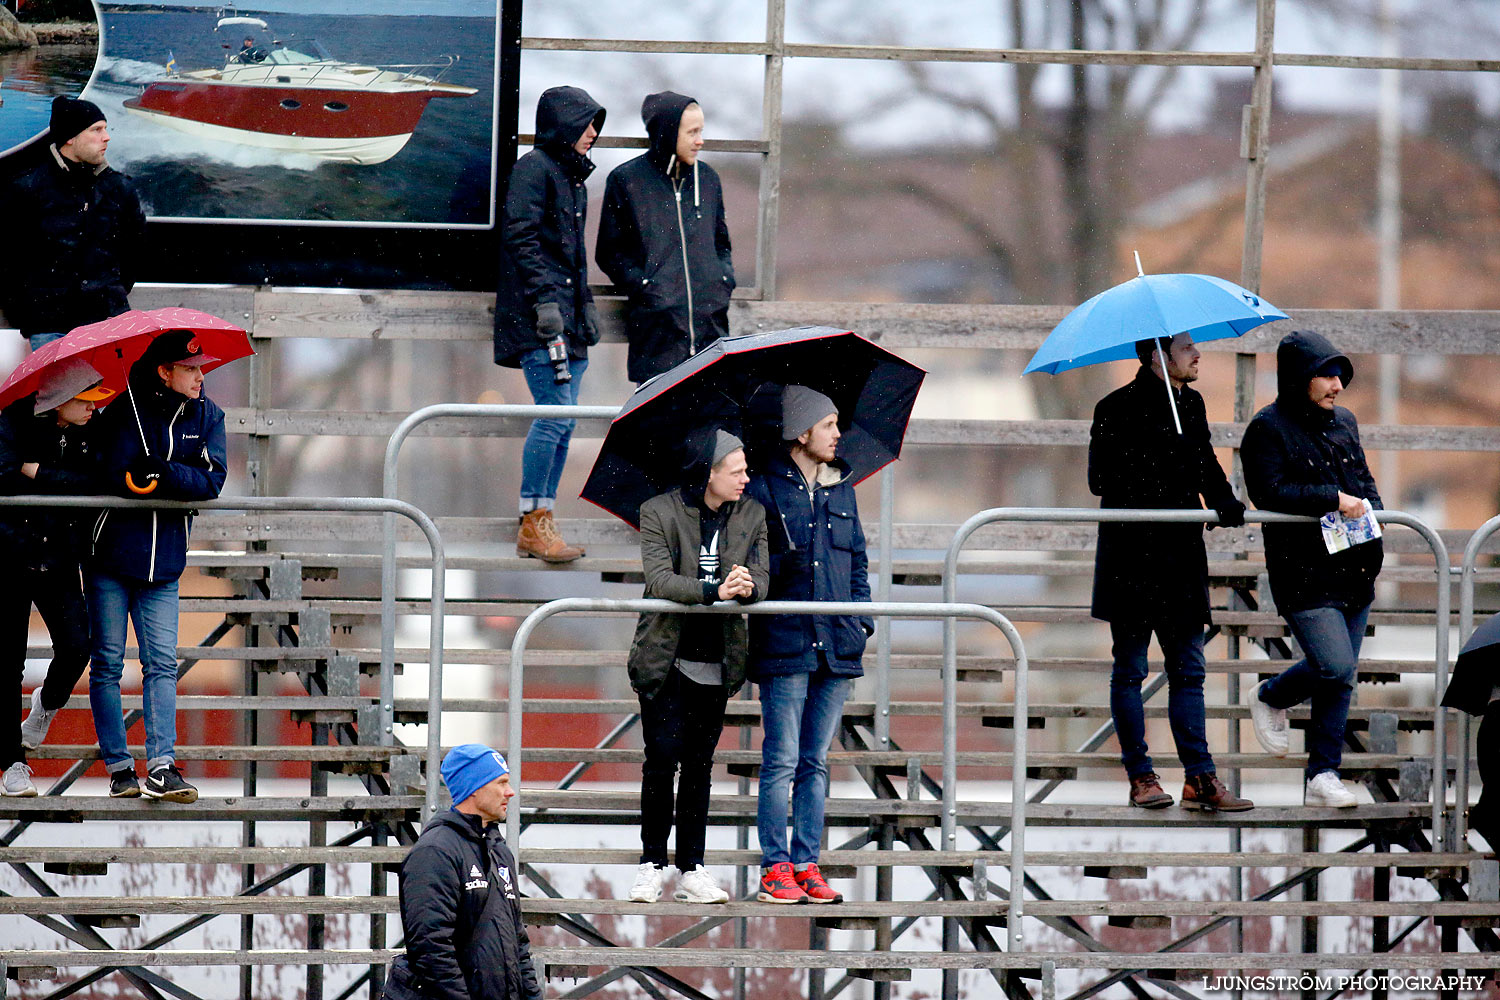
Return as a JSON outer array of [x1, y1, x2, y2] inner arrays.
[[1024, 257, 1287, 432]]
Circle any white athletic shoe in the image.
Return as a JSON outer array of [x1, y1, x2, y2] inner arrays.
[[629, 862, 667, 903], [2, 761, 37, 797], [1249, 680, 1289, 756], [1305, 771, 1358, 808], [673, 865, 730, 904], [19, 688, 58, 750]]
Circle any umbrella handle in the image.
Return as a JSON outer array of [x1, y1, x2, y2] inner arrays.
[[125, 472, 158, 495]]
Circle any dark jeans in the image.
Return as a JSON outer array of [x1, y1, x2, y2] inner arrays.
[[1109, 620, 1212, 780], [1, 565, 91, 767], [1261, 603, 1370, 778], [638, 667, 728, 870]]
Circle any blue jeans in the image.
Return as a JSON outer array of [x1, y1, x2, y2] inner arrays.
[[28, 331, 65, 351], [518, 349, 587, 513], [1109, 621, 1212, 780], [757, 668, 852, 866], [1261, 603, 1370, 779], [86, 569, 181, 773]]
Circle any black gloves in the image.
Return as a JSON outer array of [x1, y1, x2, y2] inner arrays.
[[535, 301, 564, 342], [1211, 498, 1246, 530], [581, 302, 602, 346], [776, 547, 810, 580]]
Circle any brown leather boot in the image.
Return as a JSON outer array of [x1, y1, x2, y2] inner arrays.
[[1181, 772, 1253, 812], [1127, 772, 1172, 808], [515, 510, 583, 563]]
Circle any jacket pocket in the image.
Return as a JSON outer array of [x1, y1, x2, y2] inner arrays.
[[828, 508, 856, 550], [834, 617, 868, 659]]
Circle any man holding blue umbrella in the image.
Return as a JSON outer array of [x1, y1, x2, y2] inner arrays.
[[1089, 333, 1252, 811]]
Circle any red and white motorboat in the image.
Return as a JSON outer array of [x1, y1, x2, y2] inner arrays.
[[123, 14, 477, 164]]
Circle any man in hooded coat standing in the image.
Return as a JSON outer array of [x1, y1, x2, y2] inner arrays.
[[596, 91, 735, 385], [1242, 330, 1382, 809], [1089, 333, 1252, 812], [495, 86, 606, 564]]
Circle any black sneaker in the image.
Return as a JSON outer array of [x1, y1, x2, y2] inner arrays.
[[109, 770, 141, 798], [142, 765, 198, 803]]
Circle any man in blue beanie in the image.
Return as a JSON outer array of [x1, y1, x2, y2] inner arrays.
[[385, 744, 542, 1000]]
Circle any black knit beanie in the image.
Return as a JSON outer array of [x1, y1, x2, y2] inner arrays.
[[50, 95, 106, 145]]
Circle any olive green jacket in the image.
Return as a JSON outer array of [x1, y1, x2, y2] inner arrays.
[[626, 489, 769, 699]]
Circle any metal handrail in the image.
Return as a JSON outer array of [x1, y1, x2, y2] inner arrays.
[[1457, 514, 1500, 847], [943, 507, 1451, 849], [0, 493, 449, 819], [379, 402, 616, 758], [505, 597, 1028, 948]]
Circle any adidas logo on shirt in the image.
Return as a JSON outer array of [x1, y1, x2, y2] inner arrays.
[[464, 863, 489, 890]]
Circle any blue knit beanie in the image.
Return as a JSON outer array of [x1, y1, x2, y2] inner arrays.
[[440, 743, 510, 806]]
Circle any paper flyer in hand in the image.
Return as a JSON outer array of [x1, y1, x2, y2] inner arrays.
[[1320, 501, 1382, 554]]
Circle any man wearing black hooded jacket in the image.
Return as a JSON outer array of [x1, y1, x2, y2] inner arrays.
[[495, 85, 606, 564], [1242, 330, 1382, 809], [596, 91, 735, 384]]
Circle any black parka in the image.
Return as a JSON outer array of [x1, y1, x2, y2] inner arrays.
[[493, 87, 605, 368], [0, 397, 97, 570], [387, 809, 541, 1000], [1242, 330, 1383, 613], [0, 146, 145, 339], [1088, 367, 1241, 628], [596, 91, 735, 383]]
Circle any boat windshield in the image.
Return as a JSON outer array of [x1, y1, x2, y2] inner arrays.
[[268, 47, 321, 64]]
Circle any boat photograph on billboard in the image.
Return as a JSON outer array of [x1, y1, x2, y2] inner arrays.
[[94, 0, 497, 228]]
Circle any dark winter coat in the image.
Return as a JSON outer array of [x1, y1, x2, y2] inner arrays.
[[596, 91, 735, 383], [493, 87, 606, 368], [0, 397, 97, 570], [1242, 330, 1384, 613], [745, 454, 872, 680], [0, 146, 145, 338], [386, 809, 541, 1000], [1088, 367, 1241, 628], [628, 488, 769, 700], [88, 366, 226, 584]]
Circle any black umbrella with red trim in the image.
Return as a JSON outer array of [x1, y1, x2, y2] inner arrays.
[[582, 326, 925, 528]]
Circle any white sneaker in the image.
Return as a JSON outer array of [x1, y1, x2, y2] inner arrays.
[[1250, 680, 1289, 756], [628, 862, 667, 903], [19, 688, 57, 750], [2, 761, 37, 797], [1305, 771, 1358, 808], [674, 865, 730, 904]]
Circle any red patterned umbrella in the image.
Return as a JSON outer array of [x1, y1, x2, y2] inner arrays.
[[0, 307, 253, 410]]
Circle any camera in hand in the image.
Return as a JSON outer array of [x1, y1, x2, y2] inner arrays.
[[546, 334, 571, 384]]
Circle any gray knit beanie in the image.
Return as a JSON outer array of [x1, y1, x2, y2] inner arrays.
[[710, 429, 743, 466], [780, 385, 837, 441]]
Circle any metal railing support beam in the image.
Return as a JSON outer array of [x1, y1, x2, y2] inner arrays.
[[505, 597, 1027, 948]]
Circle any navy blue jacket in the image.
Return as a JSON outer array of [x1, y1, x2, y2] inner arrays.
[[1242, 330, 1383, 613], [88, 373, 226, 584], [744, 454, 872, 679], [387, 809, 541, 1000]]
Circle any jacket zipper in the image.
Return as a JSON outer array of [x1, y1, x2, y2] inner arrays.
[[673, 177, 696, 354], [146, 402, 186, 583]]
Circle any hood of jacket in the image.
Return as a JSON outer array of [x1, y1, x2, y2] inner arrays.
[[642, 90, 697, 171], [1275, 330, 1353, 410], [534, 85, 604, 181], [765, 450, 854, 490]]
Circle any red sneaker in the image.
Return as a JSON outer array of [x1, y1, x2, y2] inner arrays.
[[793, 863, 843, 904], [757, 862, 808, 904]]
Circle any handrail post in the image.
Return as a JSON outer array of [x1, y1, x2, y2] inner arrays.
[[381, 403, 617, 792]]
